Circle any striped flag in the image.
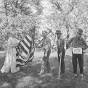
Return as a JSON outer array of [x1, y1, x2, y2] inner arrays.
[[16, 34, 35, 67]]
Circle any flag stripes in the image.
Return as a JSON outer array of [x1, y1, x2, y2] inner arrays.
[[20, 42, 29, 54], [26, 35, 32, 45], [22, 40, 30, 50], [16, 34, 34, 67], [23, 38, 31, 48], [19, 43, 27, 54], [29, 50, 34, 60]]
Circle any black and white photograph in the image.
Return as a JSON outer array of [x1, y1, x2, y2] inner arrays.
[[0, 0, 88, 88]]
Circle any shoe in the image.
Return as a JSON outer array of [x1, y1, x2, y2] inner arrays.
[[80, 74, 84, 80], [73, 74, 77, 79], [39, 71, 44, 75], [74, 74, 77, 77]]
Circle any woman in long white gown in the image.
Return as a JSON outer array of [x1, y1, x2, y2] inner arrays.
[[1, 33, 20, 73]]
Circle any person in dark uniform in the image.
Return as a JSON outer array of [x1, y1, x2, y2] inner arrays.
[[55, 30, 65, 74], [66, 28, 88, 79]]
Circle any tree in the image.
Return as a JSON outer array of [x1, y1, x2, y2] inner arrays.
[[1, 0, 88, 49]]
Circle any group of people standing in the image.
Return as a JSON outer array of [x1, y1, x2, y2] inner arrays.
[[39, 28, 88, 80], [0, 28, 88, 80]]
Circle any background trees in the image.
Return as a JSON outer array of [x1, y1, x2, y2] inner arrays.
[[0, 0, 88, 50]]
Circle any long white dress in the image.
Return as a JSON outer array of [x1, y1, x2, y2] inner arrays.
[[1, 37, 20, 73]]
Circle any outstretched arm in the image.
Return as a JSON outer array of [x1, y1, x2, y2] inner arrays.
[[82, 38, 88, 50], [66, 37, 73, 49]]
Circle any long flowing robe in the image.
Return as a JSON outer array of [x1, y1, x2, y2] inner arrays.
[[1, 37, 20, 73]]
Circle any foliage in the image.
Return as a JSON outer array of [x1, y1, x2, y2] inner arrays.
[[0, 0, 88, 49], [0, 0, 42, 49]]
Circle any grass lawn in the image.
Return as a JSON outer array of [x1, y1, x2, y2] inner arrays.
[[0, 49, 88, 88]]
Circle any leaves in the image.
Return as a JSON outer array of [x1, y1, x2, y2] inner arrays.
[[0, 0, 88, 49]]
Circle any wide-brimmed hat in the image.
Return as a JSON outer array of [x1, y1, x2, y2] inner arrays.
[[77, 28, 83, 35], [55, 30, 62, 34]]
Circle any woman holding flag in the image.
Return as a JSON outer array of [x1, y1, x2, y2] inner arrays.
[[1, 31, 20, 73]]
